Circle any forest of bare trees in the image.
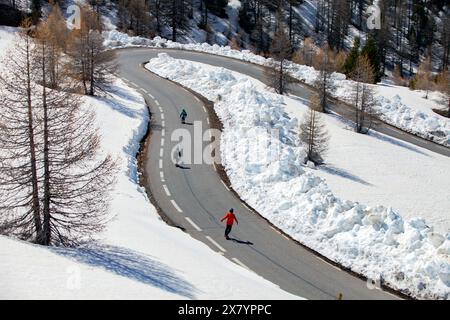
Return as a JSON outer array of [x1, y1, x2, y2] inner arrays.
[[0, 4, 117, 246], [67, 5, 117, 96], [117, 0, 192, 41], [3, 0, 449, 78]]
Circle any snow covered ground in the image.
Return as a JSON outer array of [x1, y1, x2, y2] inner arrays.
[[375, 80, 447, 118], [0, 27, 297, 300], [146, 53, 450, 299], [332, 76, 450, 147], [0, 26, 17, 67], [104, 31, 450, 147]]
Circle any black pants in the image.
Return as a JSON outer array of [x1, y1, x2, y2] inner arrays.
[[225, 225, 232, 237]]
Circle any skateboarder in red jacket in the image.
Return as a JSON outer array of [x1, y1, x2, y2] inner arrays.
[[221, 209, 238, 240]]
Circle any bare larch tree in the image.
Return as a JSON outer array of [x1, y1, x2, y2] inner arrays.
[[351, 54, 377, 134], [264, 8, 293, 95], [416, 55, 433, 99], [34, 18, 117, 246], [0, 19, 42, 242], [299, 92, 329, 165], [313, 42, 334, 113], [0, 15, 117, 246], [67, 5, 116, 96]]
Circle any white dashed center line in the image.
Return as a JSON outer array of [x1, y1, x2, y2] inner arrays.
[[161, 113, 165, 120], [409, 136, 425, 143], [161, 120, 165, 127], [221, 180, 230, 191], [160, 148, 164, 157], [159, 159, 163, 169], [185, 217, 202, 232], [161, 129, 165, 137], [232, 258, 251, 271], [171, 200, 183, 213], [161, 138, 165, 146], [155, 100, 160, 106], [205, 236, 226, 252], [203, 106, 207, 113], [270, 226, 281, 234], [162, 184, 171, 197], [160, 171, 165, 182]]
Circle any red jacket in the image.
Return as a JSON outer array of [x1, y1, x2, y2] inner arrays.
[[221, 212, 238, 226]]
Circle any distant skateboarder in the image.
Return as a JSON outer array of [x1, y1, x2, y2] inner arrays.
[[174, 147, 182, 167], [180, 109, 188, 124], [221, 208, 238, 240]]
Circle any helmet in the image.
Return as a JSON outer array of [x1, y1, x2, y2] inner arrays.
[[229, 208, 234, 213]]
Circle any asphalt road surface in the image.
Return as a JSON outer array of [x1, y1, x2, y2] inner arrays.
[[114, 48, 432, 300]]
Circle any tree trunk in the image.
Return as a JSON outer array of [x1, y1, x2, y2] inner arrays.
[[82, 59, 88, 94], [156, 3, 161, 32], [289, 3, 293, 44], [41, 43, 51, 246], [257, 2, 263, 53], [360, 85, 366, 132], [25, 36, 42, 242], [308, 109, 314, 161], [355, 82, 360, 133], [172, 0, 177, 42], [321, 70, 327, 112], [279, 60, 284, 94], [89, 47, 95, 96], [448, 97, 450, 118]]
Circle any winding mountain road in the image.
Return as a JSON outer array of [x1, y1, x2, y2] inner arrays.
[[114, 47, 439, 300]]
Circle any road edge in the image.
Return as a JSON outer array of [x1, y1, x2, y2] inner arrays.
[[136, 97, 186, 231]]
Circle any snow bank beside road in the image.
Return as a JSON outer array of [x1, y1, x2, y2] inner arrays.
[[147, 53, 450, 300], [105, 30, 450, 147]]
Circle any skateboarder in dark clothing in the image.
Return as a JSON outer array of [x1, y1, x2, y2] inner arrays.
[[221, 208, 238, 240], [180, 109, 187, 124]]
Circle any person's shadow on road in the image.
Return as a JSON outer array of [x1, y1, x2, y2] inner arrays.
[[229, 237, 254, 246], [175, 164, 191, 170]]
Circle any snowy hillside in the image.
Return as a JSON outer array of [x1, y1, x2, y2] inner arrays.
[[146, 53, 450, 299], [0, 26, 297, 300]]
